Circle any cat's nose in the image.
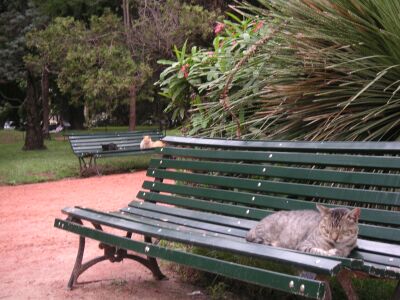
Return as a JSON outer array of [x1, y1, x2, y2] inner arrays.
[[331, 233, 338, 241]]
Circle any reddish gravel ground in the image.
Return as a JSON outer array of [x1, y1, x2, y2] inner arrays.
[[0, 172, 207, 300]]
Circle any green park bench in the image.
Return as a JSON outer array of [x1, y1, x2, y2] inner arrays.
[[55, 136, 399, 299], [67, 130, 164, 175]]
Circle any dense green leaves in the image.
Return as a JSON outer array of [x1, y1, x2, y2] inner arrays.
[[157, 16, 272, 137], [0, 1, 47, 82], [25, 12, 143, 115]]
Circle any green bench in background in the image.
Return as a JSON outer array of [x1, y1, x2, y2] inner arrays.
[[67, 130, 164, 174], [55, 136, 399, 299]]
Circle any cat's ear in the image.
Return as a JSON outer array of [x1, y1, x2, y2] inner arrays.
[[347, 207, 361, 222], [316, 204, 330, 215]]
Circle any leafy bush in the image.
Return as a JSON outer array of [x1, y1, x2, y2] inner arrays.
[[157, 14, 271, 137]]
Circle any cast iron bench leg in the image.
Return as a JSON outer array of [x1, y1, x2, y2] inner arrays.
[[78, 157, 86, 175], [93, 156, 100, 176], [78, 156, 100, 176], [67, 222, 166, 289], [144, 236, 166, 280], [336, 269, 358, 300], [67, 235, 86, 289]]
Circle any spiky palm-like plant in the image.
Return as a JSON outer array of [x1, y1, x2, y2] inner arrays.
[[247, 0, 400, 141]]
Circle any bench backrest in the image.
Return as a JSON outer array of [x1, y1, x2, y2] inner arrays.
[[68, 131, 163, 156], [138, 136, 400, 246]]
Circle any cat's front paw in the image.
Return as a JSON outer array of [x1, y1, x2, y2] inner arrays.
[[327, 248, 338, 256]]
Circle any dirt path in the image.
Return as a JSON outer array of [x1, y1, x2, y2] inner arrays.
[[0, 172, 207, 299]]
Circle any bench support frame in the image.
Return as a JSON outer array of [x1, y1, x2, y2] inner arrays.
[[78, 156, 100, 176], [67, 218, 165, 289]]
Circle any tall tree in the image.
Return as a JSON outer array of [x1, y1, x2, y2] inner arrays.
[[25, 16, 81, 134], [122, 0, 219, 130], [23, 66, 45, 150], [0, 0, 47, 149], [27, 12, 143, 127]]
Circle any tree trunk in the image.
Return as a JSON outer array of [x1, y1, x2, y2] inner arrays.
[[23, 67, 45, 151], [123, 0, 137, 131], [122, 0, 133, 52], [41, 65, 50, 139], [129, 83, 136, 131], [69, 104, 85, 129]]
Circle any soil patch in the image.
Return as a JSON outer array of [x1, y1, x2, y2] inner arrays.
[[0, 172, 208, 299]]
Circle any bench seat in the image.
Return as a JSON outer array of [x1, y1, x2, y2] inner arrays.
[[55, 136, 400, 299]]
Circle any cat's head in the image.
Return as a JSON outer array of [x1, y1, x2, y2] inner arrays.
[[316, 204, 360, 244], [142, 135, 152, 146]]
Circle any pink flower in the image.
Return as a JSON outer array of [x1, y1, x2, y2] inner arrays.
[[253, 21, 264, 32], [214, 22, 225, 35], [206, 51, 214, 57], [180, 64, 190, 78]]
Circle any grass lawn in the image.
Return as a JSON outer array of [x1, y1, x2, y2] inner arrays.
[[0, 126, 174, 185]]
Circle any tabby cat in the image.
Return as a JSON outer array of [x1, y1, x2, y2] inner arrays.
[[246, 204, 360, 257]]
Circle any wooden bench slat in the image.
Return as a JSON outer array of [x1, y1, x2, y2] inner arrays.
[[148, 169, 400, 207], [71, 136, 144, 142], [129, 200, 258, 229], [73, 146, 143, 153], [73, 145, 144, 151], [137, 190, 268, 220], [61, 207, 343, 274], [72, 207, 244, 242], [357, 239, 400, 257], [149, 158, 400, 188], [118, 207, 248, 237], [68, 131, 162, 139], [352, 251, 400, 269], [72, 141, 143, 147], [358, 224, 400, 243], [74, 149, 155, 157], [54, 219, 328, 299], [162, 136, 400, 153], [141, 181, 400, 226], [157, 147, 400, 170], [71, 137, 159, 146]]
